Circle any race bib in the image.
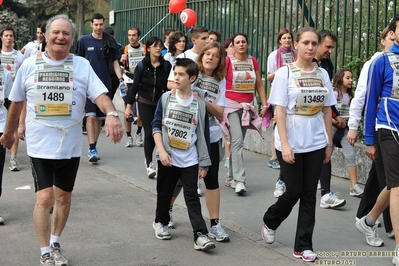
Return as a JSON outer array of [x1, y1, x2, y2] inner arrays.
[[281, 52, 295, 64], [290, 64, 329, 116], [33, 53, 73, 119], [230, 56, 256, 93], [0, 52, 17, 81], [164, 91, 198, 150], [0, 66, 5, 106], [195, 75, 220, 103], [128, 45, 145, 73], [387, 52, 399, 99]]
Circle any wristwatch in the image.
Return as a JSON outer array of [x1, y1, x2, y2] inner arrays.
[[106, 111, 119, 117]]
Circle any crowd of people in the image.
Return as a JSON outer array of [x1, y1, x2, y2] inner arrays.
[[1, 10, 399, 266]]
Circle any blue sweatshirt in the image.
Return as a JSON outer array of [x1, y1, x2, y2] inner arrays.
[[364, 43, 399, 145]]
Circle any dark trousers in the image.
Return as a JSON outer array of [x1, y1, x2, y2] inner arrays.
[[0, 142, 5, 198], [137, 102, 156, 166], [356, 132, 392, 232], [263, 148, 325, 252], [319, 161, 332, 196], [155, 162, 208, 239]]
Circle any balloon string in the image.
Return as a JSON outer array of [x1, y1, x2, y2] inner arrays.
[[185, 27, 193, 36], [139, 13, 171, 41]]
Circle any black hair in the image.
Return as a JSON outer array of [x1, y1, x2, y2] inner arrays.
[[388, 14, 399, 32], [104, 27, 115, 36], [168, 31, 187, 56], [128, 27, 141, 37], [145, 36, 163, 57], [91, 13, 104, 22], [174, 58, 199, 81], [318, 29, 337, 43]]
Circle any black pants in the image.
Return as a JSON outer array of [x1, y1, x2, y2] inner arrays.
[[319, 161, 332, 196], [0, 139, 5, 198], [263, 148, 325, 252], [155, 162, 208, 239], [356, 132, 392, 232], [137, 102, 156, 166]]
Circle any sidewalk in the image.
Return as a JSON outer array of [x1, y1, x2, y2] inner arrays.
[[0, 122, 395, 265]]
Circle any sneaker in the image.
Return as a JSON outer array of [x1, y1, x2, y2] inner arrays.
[[168, 208, 175, 229], [82, 126, 87, 135], [235, 182, 246, 195], [225, 178, 236, 188], [208, 223, 230, 242], [388, 230, 395, 239], [392, 254, 399, 266], [136, 133, 144, 147], [133, 117, 138, 124], [317, 181, 321, 190], [268, 158, 280, 169], [40, 253, 55, 266], [146, 162, 156, 178], [273, 179, 286, 198], [224, 157, 230, 168], [293, 250, 317, 262], [50, 242, 68, 266], [355, 216, 384, 247], [194, 233, 216, 250], [153, 221, 171, 240], [125, 136, 134, 147], [197, 181, 202, 197], [350, 184, 364, 197], [320, 191, 346, 209], [88, 148, 99, 163], [0, 216, 4, 225], [9, 158, 20, 171], [261, 224, 275, 244]]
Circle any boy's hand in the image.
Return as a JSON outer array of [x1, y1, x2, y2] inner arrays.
[[198, 168, 208, 179], [159, 150, 172, 167]]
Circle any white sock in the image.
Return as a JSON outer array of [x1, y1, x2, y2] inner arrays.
[[40, 246, 51, 256], [50, 234, 60, 245]]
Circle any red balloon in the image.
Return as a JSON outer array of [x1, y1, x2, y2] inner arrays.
[[0, 0, 3, 5], [180, 9, 197, 27], [169, 0, 186, 14]]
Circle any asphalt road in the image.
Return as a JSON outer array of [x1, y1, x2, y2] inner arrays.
[[0, 118, 396, 265]]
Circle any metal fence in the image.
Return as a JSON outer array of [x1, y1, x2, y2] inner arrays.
[[110, 0, 398, 87]]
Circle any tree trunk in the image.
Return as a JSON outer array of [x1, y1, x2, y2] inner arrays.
[[77, 0, 85, 38]]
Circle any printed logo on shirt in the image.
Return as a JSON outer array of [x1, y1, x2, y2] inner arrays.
[[87, 47, 94, 51]]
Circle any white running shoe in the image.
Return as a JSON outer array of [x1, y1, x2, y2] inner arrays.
[[146, 162, 156, 178], [153, 221, 171, 240], [261, 224, 275, 244], [235, 182, 246, 195], [194, 233, 216, 250], [125, 136, 134, 147], [208, 222, 230, 242], [168, 208, 175, 229], [136, 133, 144, 147], [350, 184, 364, 197], [355, 216, 384, 247], [273, 179, 286, 198], [320, 192, 346, 209]]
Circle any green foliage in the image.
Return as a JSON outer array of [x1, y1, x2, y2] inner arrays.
[[0, 7, 31, 49], [343, 56, 365, 82]]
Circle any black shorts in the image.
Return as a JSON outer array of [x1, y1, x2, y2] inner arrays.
[[30, 157, 80, 192], [378, 129, 399, 189], [85, 98, 107, 119]]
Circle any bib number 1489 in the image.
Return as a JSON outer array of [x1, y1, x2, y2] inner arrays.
[[42, 92, 64, 101]]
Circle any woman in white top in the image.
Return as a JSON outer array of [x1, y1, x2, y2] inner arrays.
[[163, 31, 187, 67], [261, 27, 335, 262], [266, 28, 297, 197]]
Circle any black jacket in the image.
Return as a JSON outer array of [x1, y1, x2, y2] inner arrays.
[[127, 56, 172, 105]]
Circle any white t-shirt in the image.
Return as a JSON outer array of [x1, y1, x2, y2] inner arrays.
[[348, 52, 382, 130], [10, 53, 108, 159], [193, 75, 226, 143], [23, 41, 42, 60], [0, 68, 13, 132], [167, 49, 198, 81], [268, 64, 336, 153], [267, 50, 278, 74], [163, 52, 177, 67], [170, 92, 198, 168], [0, 49, 24, 85]]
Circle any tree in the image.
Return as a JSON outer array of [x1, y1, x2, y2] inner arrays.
[[0, 6, 31, 48]]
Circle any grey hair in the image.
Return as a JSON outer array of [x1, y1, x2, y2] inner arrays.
[[46, 14, 76, 40]]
